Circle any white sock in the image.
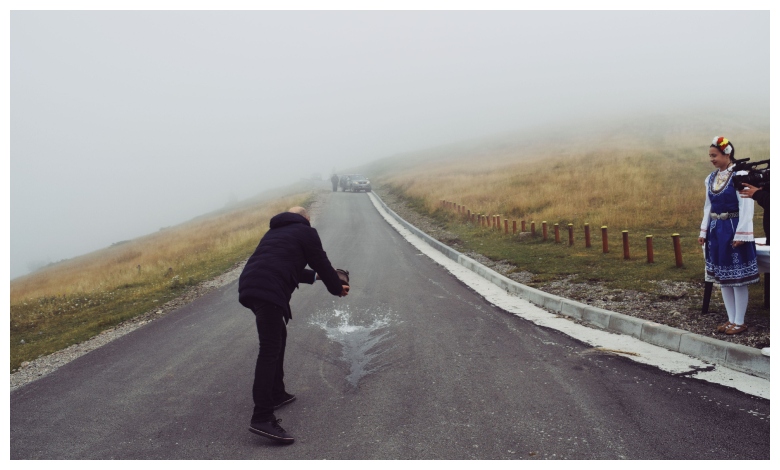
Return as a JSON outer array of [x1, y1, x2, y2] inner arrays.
[[733, 286, 749, 325], [720, 286, 736, 323]]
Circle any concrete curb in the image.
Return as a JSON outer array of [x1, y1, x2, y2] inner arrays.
[[369, 192, 770, 380]]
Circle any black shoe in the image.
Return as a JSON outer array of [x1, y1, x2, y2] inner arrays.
[[249, 419, 294, 444], [273, 393, 296, 410]]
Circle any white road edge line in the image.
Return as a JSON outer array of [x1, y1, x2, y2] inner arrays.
[[367, 192, 769, 400]]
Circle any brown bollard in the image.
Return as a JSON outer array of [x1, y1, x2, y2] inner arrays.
[[481, 215, 486, 227], [542, 221, 548, 241], [513, 220, 517, 234], [521, 220, 526, 232], [601, 226, 609, 253], [554, 224, 561, 243], [531, 221, 536, 236], [672, 233, 683, 267], [467, 209, 471, 219], [568, 224, 574, 246], [622, 230, 630, 260], [585, 223, 592, 248], [646, 235, 654, 263], [504, 219, 509, 234]]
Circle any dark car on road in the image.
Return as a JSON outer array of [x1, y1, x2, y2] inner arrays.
[[339, 174, 372, 192]]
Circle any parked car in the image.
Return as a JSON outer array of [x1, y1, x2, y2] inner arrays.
[[346, 174, 372, 192], [339, 174, 372, 192]]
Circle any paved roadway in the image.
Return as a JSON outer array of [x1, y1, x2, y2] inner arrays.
[[10, 191, 770, 459]]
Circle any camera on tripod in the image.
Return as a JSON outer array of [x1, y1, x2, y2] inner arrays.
[[732, 157, 770, 190]]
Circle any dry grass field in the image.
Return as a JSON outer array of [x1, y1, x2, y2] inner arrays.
[[373, 117, 769, 232], [364, 113, 769, 346], [10, 191, 312, 370]]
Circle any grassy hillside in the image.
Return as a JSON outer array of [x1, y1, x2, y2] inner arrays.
[[10, 189, 315, 370], [363, 111, 769, 325], [368, 112, 769, 231]]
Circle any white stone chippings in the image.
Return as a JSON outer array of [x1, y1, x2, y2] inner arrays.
[[367, 192, 769, 400]]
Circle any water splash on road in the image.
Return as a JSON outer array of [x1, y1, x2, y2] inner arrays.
[[311, 305, 398, 387]]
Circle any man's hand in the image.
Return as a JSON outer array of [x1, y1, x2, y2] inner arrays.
[[340, 285, 350, 297], [739, 183, 761, 198]]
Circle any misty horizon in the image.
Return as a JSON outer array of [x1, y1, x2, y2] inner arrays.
[[10, 10, 769, 279]]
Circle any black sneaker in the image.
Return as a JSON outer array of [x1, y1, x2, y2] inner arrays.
[[248, 419, 294, 444], [273, 393, 296, 410]]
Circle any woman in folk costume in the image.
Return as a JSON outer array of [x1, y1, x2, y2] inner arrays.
[[698, 136, 760, 335]]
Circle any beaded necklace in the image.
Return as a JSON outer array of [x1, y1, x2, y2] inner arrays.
[[710, 166, 732, 194]]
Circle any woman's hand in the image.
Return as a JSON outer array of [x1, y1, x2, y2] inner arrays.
[[739, 183, 761, 198], [698, 237, 706, 246], [340, 285, 350, 297], [732, 240, 745, 248]]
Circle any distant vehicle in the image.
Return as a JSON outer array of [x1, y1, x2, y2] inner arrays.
[[340, 174, 372, 192]]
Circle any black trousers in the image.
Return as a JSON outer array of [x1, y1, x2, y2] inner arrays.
[[251, 302, 288, 422]]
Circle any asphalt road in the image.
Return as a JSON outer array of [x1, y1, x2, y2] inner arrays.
[[10, 191, 770, 459]]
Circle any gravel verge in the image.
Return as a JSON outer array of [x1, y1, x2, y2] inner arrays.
[[373, 187, 770, 350]]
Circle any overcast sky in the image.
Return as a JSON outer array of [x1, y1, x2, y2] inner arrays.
[[9, 10, 769, 279]]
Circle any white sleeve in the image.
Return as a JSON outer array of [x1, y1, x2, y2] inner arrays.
[[700, 176, 711, 237], [734, 190, 755, 242]]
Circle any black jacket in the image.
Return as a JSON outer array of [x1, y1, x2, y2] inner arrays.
[[238, 212, 344, 321]]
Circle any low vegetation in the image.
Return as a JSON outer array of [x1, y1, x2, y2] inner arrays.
[[368, 113, 769, 322], [10, 192, 313, 370]]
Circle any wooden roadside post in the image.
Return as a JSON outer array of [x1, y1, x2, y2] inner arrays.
[[554, 223, 561, 243], [512, 220, 517, 234], [504, 219, 509, 234], [646, 235, 654, 263], [568, 224, 574, 246], [622, 230, 630, 260], [672, 234, 683, 267], [531, 221, 536, 237], [585, 223, 591, 248], [542, 221, 548, 241], [601, 226, 609, 253], [521, 220, 526, 232]]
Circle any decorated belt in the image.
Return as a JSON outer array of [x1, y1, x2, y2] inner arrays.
[[710, 212, 739, 220]]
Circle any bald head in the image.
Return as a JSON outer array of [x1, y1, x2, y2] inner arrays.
[[288, 206, 310, 221]]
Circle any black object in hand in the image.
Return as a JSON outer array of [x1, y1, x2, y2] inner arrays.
[[335, 268, 350, 286]]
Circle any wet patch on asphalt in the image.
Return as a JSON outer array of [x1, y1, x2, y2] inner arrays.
[[311, 304, 399, 387]]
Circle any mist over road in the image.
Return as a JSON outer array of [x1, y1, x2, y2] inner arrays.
[[10, 192, 769, 459]]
